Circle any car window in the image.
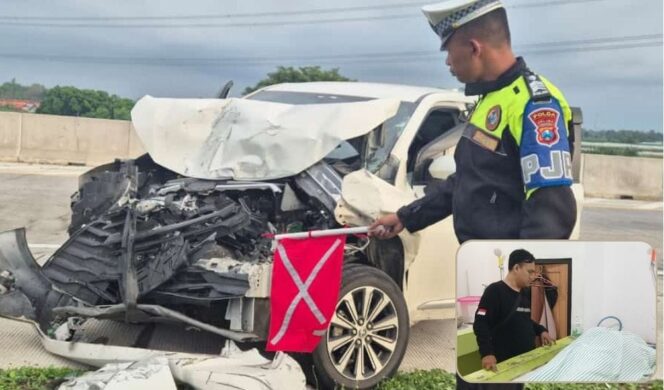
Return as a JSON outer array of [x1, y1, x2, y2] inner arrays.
[[366, 102, 418, 174], [407, 109, 460, 173], [326, 139, 360, 160], [410, 121, 466, 185]]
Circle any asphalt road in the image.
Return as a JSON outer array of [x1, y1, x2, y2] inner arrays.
[[581, 206, 663, 268], [0, 163, 661, 378]]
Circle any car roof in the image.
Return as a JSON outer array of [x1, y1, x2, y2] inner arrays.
[[257, 81, 474, 103]]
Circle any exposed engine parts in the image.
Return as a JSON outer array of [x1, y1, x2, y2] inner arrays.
[[0, 154, 368, 339]]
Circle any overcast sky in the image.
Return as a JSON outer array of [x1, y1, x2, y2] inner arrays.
[[0, 0, 661, 131]]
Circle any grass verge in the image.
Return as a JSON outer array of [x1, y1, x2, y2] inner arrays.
[[0, 367, 83, 390], [0, 367, 661, 389]]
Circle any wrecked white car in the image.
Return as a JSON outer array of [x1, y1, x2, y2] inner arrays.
[[0, 82, 583, 389]]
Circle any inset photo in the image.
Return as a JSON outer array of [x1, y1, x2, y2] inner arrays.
[[456, 241, 658, 383]]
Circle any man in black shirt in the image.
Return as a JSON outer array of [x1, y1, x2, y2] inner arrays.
[[473, 249, 555, 371]]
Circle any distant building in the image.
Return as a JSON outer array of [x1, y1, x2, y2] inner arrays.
[[0, 99, 40, 113]]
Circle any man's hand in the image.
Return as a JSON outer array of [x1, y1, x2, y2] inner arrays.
[[481, 355, 498, 372], [540, 331, 556, 346], [368, 213, 404, 239]]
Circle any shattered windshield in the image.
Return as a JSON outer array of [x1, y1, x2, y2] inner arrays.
[[246, 90, 416, 174], [365, 101, 417, 173]]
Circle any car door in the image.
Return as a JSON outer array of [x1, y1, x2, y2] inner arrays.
[[405, 110, 464, 322], [387, 97, 470, 323]]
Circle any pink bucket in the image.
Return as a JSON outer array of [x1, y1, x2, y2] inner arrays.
[[457, 296, 481, 324]]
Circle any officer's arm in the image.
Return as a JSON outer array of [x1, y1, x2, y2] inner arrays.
[[518, 99, 576, 239], [520, 187, 576, 238], [473, 286, 499, 358], [396, 174, 455, 233]]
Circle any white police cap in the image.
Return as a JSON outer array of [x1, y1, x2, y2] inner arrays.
[[422, 0, 504, 48]]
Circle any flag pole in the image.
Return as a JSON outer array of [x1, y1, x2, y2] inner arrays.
[[272, 226, 370, 241]]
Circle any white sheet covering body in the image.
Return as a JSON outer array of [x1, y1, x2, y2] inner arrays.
[[523, 327, 656, 382], [131, 95, 400, 181]]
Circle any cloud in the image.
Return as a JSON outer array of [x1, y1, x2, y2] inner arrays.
[[0, 0, 661, 131]]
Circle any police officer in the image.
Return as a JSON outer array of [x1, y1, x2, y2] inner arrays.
[[369, 1, 575, 388], [370, 0, 577, 243]]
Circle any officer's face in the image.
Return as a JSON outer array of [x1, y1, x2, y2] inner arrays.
[[443, 32, 481, 83]]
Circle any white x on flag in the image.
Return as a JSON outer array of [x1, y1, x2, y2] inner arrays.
[[269, 238, 342, 346]]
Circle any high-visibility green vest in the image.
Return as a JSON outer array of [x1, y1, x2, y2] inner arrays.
[[469, 75, 572, 148], [468, 73, 573, 199], [397, 58, 577, 241]]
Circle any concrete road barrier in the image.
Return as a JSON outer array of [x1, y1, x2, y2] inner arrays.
[[1, 112, 142, 165], [0, 112, 21, 162], [582, 154, 663, 200], [128, 123, 146, 158], [82, 118, 132, 166], [18, 113, 132, 166], [18, 113, 88, 165]]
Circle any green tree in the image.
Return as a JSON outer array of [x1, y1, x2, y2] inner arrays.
[[36, 86, 134, 120], [242, 66, 354, 95], [0, 79, 47, 100], [582, 128, 663, 144]]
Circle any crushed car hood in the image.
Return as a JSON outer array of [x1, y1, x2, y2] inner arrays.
[[131, 95, 401, 181]]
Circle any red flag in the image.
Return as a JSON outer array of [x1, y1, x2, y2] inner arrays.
[[267, 235, 346, 352]]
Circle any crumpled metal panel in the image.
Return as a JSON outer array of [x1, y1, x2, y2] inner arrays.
[[59, 358, 177, 390], [170, 342, 306, 390], [336, 169, 421, 270], [131, 95, 400, 181], [0, 228, 74, 326], [47, 330, 306, 390]]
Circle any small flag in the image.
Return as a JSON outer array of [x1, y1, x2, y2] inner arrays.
[[477, 308, 487, 316], [266, 234, 346, 352]]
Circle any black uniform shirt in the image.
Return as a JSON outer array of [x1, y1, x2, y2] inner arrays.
[[472, 281, 547, 363], [396, 58, 576, 243]]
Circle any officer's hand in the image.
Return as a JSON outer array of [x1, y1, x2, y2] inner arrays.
[[481, 355, 498, 372], [541, 332, 556, 346], [368, 214, 404, 239]]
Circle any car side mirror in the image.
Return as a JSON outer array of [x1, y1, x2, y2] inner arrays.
[[428, 155, 456, 180]]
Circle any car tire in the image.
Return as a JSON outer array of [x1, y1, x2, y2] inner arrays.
[[311, 264, 409, 389]]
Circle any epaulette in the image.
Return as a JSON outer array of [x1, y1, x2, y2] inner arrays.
[[523, 71, 552, 102]]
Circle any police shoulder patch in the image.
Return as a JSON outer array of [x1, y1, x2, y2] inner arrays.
[[485, 105, 502, 131], [528, 107, 560, 147], [519, 99, 573, 191]]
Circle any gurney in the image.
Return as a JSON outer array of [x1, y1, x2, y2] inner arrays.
[[458, 329, 572, 382], [458, 327, 656, 382]]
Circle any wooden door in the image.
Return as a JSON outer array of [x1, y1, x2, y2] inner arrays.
[[531, 262, 570, 339], [544, 263, 570, 338]]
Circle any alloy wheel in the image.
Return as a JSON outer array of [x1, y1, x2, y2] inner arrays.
[[326, 286, 399, 381]]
